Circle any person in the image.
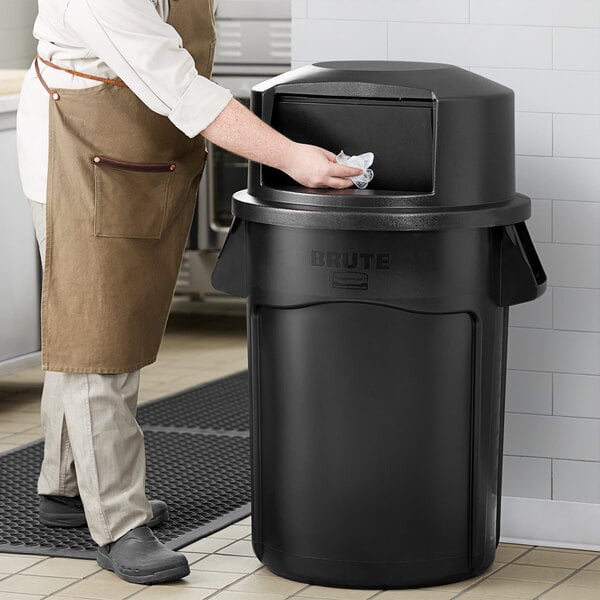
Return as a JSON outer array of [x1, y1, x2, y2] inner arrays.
[[16, 0, 362, 586]]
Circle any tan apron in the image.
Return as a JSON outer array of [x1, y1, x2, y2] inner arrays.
[[36, 0, 217, 374]]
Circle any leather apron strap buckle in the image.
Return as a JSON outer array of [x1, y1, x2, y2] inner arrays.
[[35, 54, 129, 101], [35, 56, 60, 101]]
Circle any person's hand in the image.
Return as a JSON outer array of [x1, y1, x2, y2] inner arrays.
[[281, 143, 364, 189], [201, 99, 363, 189]]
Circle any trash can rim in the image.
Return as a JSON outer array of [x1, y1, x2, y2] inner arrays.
[[231, 190, 531, 231]]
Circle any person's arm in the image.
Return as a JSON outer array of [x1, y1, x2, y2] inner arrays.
[[201, 99, 362, 189], [64, 0, 361, 189]]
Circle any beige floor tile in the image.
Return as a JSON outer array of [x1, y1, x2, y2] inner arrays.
[[157, 570, 224, 590], [0, 592, 44, 600], [516, 550, 595, 569], [0, 413, 40, 425], [211, 590, 288, 600], [0, 422, 33, 435], [496, 545, 532, 563], [0, 444, 17, 452], [128, 587, 214, 600], [0, 574, 76, 596], [180, 552, 207, 565], [536, 546, 597, 554], [192, 554, 262, 574], [57, 570, 142, 599], [50, 598, 113, 600], [210, 591, 287, 600], [424, 573, 484, 592], [21, 558, 100, 579], [566, 569, 600, 587], [228, 573, 307, 595], [297, 585, 379, 599], [211, 525, 252, 540], [18, 401, 42, 412], [540, 584, 600, 600], [462, 576, 554, 598], [489, 564, 574, 584], [22, 426, 42, 436], [237, 517, 251, 526], [419, 559, 506, 593], [583, 557, 600, 571], [1, 433, 42, 445], [377, 591, 456, 600], [182, 537, 233, 554], [216, 540, 255, 557], [252, 566, 276, 576], [181, 569, 246, 587], [0, 555, 47, 575], [461, 595, 520, 600]]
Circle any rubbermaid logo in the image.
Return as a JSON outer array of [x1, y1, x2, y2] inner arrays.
[[333, 272, 369, 290], [310, 250, 391, 270]]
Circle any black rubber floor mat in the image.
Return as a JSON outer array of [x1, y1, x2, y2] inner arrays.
[[138, 371, 249, 432], [0, 371, 251, 558]]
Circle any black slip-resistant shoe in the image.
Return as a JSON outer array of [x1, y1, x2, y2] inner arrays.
[[39, 495, 169, 529], [97, 526, 190, 584]]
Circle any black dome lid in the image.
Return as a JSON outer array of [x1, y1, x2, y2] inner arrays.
[[235, 61, 528, 231]]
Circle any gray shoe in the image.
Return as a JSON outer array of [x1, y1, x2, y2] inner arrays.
[[39, 495, 168, 529], [97, 526, 189, 584]]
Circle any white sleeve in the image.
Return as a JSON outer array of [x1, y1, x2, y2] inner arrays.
[[64, 0, 233, 137]]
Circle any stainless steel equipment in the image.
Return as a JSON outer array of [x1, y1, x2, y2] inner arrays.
[[176, 0, 291, 298]]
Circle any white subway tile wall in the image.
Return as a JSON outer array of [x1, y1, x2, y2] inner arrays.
[[470, 0, 600, 28], [505, 370, 552, 415], [553, 460, 600, 503], [554, 374, 600, 419], [554, 288, 600, 332], [553, 28, 600, 71], [292, 0, 600, 505], [502, 456, 552, 499], [553, 201, 600, 245], [515, 113, 553, 157], [388, 24, 552, 69], [0, 0, 37, 68], [553, 115, 600, 159], [509, 285, 553, 329], [527, 198, 552, 243], [307, 0, 470, 24]]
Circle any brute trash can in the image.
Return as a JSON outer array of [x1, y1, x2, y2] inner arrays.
[[212, 61, 547, 589]]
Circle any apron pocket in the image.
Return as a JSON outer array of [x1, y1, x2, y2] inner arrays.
[[93, 155, 176, 239]]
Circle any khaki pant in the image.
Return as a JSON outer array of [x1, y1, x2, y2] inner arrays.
[[29, 200, 152, 546]]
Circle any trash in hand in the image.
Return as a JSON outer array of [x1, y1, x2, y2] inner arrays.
[[336, 150, 375, 189]]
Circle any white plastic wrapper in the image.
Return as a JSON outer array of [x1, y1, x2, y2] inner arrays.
[[336, 150, 375, 189]]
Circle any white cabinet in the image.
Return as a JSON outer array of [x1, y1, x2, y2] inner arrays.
[[0, 96, 41, 374]]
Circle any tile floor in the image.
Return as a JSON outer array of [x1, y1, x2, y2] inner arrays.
[[0, 307, 599, 600]]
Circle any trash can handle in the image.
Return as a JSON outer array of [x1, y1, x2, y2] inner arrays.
[[211, 217, 248, 298], [497, 222, 547, 307]]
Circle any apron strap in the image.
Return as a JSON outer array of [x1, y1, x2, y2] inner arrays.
[[35, 54, 128, 101]]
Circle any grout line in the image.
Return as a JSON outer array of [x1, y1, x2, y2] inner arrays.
[[531, 552, 600, 599], [550, 198, 554, 244], [437, 546, 535, 599], [551, 370, 555, 416]]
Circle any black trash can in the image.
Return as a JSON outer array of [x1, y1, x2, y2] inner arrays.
[[212, 61, 547, 589]]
